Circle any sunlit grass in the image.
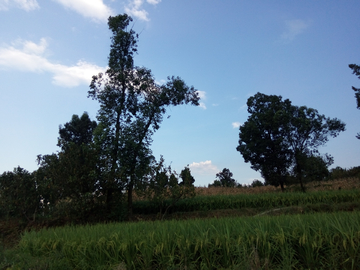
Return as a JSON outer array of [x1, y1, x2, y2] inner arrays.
[[10, 211, 360, 269]]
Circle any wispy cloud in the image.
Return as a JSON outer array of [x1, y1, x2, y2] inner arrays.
[[0, 38, 106, 87], [189, 160, 218, 175], [232, 122, 241, 129], [280, 19, 310, 43], [52, 0, 113, 22], [124, 0, 161, 21], [196, 90, 207, 109], [0, 0, 39, 11]]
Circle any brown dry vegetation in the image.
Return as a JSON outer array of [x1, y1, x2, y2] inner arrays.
[[195, 177, 360, 197], [132, 177, 360, 201]]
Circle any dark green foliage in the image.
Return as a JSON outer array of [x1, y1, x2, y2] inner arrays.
[[292, 154, 332, 184], [138, 157, 195, 219], [0, 167, 39, 221], [237, 93, 293, 191], [179, 166, 195, 186], [349, 63, 360, 139], [250, 179, 264, 187], [329, 166, 360, 180], [58, 112, 97, 150], [209, 168, 237, 187], [237, 92, 345, 192], [35, 113, 99, 221]]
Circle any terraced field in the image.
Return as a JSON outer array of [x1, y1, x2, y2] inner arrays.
[[1, 178, 360, 269]]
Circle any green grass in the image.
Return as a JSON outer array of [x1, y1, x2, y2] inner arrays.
[[2, 211, 359, 270], [133, 189, 360, 214]]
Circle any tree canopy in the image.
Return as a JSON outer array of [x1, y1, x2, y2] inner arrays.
[[237, 92, 345, 191]]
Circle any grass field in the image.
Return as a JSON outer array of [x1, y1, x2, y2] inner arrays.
[[2, 212, 360, 269], [1, 178, 360, 269]]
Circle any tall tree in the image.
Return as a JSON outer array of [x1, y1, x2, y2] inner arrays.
[[237, 92, 345, 192], [88, 14, 199, 216], [237, 93, 293, 191], [285, 106, 344, 191], [349, 63, 360, 139]]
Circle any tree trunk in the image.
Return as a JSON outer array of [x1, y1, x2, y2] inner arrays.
[[127, 177, 133, 218], [280, 182, 285, 192], [296, 158, 306, 193], [126, 114, 154, 219]]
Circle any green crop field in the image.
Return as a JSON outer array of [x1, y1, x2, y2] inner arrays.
[[133, 189, 360, 214], [1, 183, 360, 270], [1, 212, 360, 269]]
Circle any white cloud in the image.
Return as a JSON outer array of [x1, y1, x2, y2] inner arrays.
[[52, 0, 113, 22], [147, 0, 161, 4], [125, 0, 149, 21], [125, 0, 161, 21], [0, 38, 106, 87], [280, 19, 310, 42], [22, 38, 48, 54], [0, 0, 39, 11], [196, 90, 207, 109], [232, 122, 241, 129], [189, 160, 218, 175]]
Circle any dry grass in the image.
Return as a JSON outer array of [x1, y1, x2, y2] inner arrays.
[[195, 177, 360, 197], [132, 178, 360, 201], [286, 177, 360, 192]]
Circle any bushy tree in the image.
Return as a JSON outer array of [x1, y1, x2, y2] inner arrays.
[[329, 166, 360, 180], [0, 167, 39, 221], [58, 112, 97, 150], [237, 93, 293, 191], [237, 92, 345, 192], [141, 157, 195, 219], [209, 168, 237, 187], [250, 179, 264, 188], [88, 14, 199, 216], [291, 154, 332, 184], [36, 112, 99, 220]]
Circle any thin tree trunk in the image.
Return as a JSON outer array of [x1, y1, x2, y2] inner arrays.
[[296, 157, 306, 193], [280, 182, 285, 192], [107, 111, 121, 213], [127, 114, 154, 219]]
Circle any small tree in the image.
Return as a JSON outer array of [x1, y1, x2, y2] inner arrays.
[[250, 179, 264, 188], [142, 157, 195, 219], [209, 168, 237, 187]]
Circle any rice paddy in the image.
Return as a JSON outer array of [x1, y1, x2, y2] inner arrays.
[[15, 212, 360, 269], [1, 178, 360, 269]]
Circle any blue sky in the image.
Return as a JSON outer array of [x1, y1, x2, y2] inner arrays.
[[0, 0, 359, 186]]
